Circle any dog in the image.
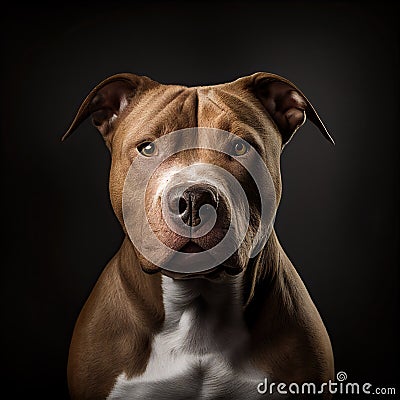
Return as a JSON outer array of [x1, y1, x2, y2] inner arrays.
[[63, 72, 335, 399]]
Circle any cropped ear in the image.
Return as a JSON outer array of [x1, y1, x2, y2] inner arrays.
[[252, 73, 334, 148], [62, 73, 155, 144]]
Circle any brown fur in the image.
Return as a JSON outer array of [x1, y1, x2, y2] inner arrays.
[[64, 72, 334, 399]]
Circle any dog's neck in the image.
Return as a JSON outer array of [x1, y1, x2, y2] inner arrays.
[[118, 231, 291, 340], [161, 274, 250, 356]]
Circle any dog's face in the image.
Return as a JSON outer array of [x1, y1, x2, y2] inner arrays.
[[63, 73, 332, 279]]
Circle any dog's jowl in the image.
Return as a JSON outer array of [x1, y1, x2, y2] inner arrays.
[[63, 72, 335, 399]]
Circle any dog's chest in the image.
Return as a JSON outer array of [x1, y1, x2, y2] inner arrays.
[[108, 276, 265, 400]]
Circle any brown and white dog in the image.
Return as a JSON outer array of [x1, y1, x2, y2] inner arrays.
[[63, 72, 335, 399]]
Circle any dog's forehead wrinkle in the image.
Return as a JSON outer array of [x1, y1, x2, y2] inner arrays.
[[121, 88, 271, 159], [199, 87, 263, 123], [121, 87, 197, 150], [198, 88, 227, 113], [194, 88, 277, 159]]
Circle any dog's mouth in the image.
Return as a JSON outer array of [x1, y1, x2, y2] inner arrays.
[[162, 239, 212, 269], [159, 239, 242, 280], [140, 177, 248, 278]]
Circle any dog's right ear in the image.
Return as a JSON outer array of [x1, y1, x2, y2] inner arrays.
[[62, 73, 155, 144]]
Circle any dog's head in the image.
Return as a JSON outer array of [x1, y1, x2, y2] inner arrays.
[[63, 72, 333, 280]]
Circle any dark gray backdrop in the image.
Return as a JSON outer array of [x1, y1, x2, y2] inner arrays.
[[1, 1, 398, 398]]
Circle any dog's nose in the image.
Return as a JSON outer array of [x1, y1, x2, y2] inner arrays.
[[171, 184, 219, 227]]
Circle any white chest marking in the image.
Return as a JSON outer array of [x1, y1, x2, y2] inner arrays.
[[108, 275, 267, 399]]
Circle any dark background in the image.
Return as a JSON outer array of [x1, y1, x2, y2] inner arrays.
[[1, 1, 398, 398]]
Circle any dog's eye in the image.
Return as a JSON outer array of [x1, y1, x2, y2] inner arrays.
[[137, 142, 157, 157], [232, 140, 249, 156]]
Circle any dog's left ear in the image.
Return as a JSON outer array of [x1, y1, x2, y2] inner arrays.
[[252, 73, 335, 148]]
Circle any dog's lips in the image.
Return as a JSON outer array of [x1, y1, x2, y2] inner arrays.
[[160, 240, 243, 280], [161, 240, 212, 265]]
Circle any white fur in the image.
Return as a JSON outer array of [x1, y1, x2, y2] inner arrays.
[[107, 275, 271, 399]]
